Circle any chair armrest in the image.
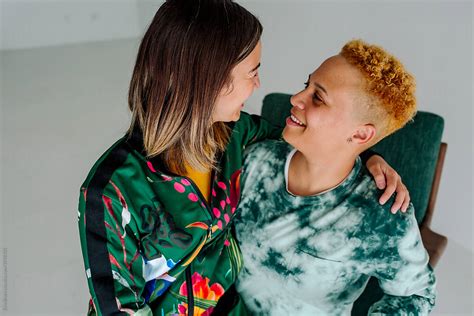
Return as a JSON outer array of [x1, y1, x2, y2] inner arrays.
[[420, 225, 448, 267]]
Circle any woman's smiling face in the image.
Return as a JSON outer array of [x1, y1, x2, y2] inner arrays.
[[212, 41, 262, 123], [283, 55, 367, 156]]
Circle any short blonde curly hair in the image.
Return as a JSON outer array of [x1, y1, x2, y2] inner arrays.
[[340, 39, 417, 138]]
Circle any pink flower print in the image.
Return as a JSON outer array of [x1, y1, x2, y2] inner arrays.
[[162, 175, 172, 181], [224, 214, 230, 224], [174, 182, 185, 193], [188, 193, 199, 202], [178, 304, 187, 315], [220, 200, 226, 209], [212, 208, 221, 218], [224, 239, 230, 247], [181, 179, 191, 186], [217, 181, 227, 190], [147, 161, 156, 172]]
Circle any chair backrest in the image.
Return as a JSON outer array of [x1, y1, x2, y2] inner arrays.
[[261, 92, 445, 224]]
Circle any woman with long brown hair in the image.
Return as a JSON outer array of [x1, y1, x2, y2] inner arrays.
[[77, 1, 409, 315]]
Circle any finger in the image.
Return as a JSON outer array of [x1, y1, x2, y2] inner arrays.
[[369, 164, 386, 189], [379, 183, 396, 205], [391, 189, 406, 214], [401, 194, 410, 213]]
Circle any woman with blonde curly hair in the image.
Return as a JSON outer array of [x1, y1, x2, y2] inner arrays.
[[235, 40, 436, 315]]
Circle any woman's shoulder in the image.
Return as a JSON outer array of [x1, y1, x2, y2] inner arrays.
[[80, 134, 144, 193], [351, 167, 417, 236]]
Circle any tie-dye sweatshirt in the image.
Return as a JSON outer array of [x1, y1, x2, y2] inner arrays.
[[235, 140, 436, 316]]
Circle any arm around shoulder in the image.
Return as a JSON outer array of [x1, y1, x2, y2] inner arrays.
[[237, 112, 282, 146]]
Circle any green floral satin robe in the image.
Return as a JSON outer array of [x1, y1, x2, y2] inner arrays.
[[77, 113, 280, 315]]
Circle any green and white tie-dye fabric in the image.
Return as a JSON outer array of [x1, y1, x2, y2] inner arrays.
[[235, 140, 436, 316]]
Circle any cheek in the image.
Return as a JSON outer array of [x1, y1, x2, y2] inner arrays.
[[326, 115, 354, 139], [213, 96, 226, 114], [305, 109, 346, 138], [217, 91, 237, 109], [235, 80, 255, 102], [213, 94, 234, 121], [215, 80, 254, 115], [305, 108, 323, 128], [245, 80, 255, 95]]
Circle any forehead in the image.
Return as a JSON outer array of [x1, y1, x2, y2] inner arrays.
[[311, 55, 364, 90]]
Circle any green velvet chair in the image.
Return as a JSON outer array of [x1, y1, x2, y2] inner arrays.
[[260, 92, 448, 315]]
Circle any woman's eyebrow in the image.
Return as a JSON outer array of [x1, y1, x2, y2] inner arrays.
[[314, 82, 328, 95], [308, 74, 328, 95]]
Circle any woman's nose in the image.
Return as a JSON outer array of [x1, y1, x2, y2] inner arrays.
[[254, 75, 260, 89], [290, 91, 305, 110]]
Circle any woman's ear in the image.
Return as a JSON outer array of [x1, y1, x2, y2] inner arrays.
[[352, 124, 376, 145]]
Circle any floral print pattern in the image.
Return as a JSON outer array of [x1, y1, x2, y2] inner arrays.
[[177, 272, 224, 316]]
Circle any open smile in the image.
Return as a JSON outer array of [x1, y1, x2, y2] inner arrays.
[[289, 114, 306, 127]]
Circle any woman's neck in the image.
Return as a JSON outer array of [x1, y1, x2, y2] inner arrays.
[[287, 150, 356, 196]]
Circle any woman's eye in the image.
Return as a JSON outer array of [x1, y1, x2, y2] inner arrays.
[[250, 71, 258, 78], [313, 93, 322, 102]]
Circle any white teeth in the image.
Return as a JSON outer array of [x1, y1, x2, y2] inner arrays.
[[290, 114, 306, 126]]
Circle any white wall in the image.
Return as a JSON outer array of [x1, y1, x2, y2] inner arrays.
[[1, 39, 139, 315], [1, 0, 472, 315], [1, 0, 142, 51]]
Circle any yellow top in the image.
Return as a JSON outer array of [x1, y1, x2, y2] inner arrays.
[[184, 164, 211, 203]]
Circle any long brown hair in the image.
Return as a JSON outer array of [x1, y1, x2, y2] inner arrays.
[[127, 0, 262, 174]]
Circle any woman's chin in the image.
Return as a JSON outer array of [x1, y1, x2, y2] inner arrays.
[[282, 128, 296, 145], [234, 111, 241, 121], [212, 112, 241, 123], [283, 129, 309, 153]]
